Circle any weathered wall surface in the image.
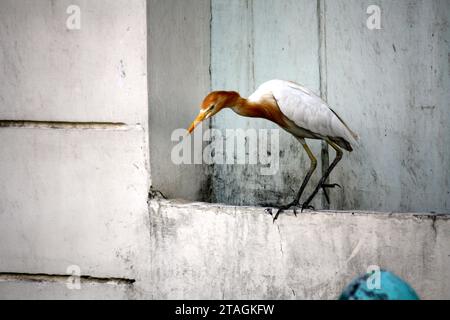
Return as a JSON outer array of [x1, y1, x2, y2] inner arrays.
[[2, 197, 449, 300], [210, 0, 450, 213], [0, 0, 151, 298], [148, 199, 450, 300], [0, 0, 148, 125], [325, 0, 450, 213], [0, 279, 135, 300], [1, 0, 449, 300], [147, 0, 211, 201]]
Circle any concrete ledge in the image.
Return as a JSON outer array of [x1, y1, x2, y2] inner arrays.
[[0, 279, 134, 300], [148, 199, 450, 300], [2, 198, 448, 299]]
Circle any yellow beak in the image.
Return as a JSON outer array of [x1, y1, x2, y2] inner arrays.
[[187, 110, 209, 135]]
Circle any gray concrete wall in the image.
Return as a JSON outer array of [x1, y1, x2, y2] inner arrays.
[[325, 0, 450, 213], [148, 199, 450, 300], [0, 0, 148, 125], [2, 198, 449, 299], [0, 0, 151, 298], [210, 0, 450, 213], [147, 0, 211, 201]]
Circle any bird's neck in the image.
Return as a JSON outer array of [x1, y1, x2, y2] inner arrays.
[[232, 98, 270, 118], [232, 98, 288, 128]]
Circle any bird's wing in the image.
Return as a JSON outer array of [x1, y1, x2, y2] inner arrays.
[[267, 80, 358, 144]]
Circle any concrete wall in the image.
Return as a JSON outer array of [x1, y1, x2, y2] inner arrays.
[[0, 0, 151, 298], [147, 0, 211, 201], [148, 199, 450, 300], [0, 0, 148, 125], [210, 0, 450, 213], [2, 196, 449, 299], [325, 0, 450, 213], [1, 0, 449, 300]]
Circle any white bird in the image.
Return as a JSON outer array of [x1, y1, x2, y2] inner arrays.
[[188, 79, 358, 221]]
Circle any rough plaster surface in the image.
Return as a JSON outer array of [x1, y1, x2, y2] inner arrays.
[[325, 0, 450, 213], [2, 199, 449, 299], [147, 0, 211, 201], [148, 199, 450, 300], [0, 280, 135, 300], [0, 0, 151, 299], [0, 126, 151, 281], [0, 0, 148, 125]]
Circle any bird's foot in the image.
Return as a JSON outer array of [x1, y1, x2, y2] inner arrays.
[[269, 201, 300, 223], [321, 183, 342, 204], [300, 203, 315, 213]]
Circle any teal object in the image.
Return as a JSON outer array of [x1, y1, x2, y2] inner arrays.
[[340, 270, 420, 300]]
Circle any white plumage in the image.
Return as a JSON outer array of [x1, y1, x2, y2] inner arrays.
[[249, 79, 358, 147]]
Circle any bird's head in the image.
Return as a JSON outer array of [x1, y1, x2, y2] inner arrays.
[[187, 91, 241, 134]]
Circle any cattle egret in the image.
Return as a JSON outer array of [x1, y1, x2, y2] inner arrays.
[[188, 80, 358, 221]]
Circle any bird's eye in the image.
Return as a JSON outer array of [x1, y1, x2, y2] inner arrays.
[[208, 105, 215, 112]]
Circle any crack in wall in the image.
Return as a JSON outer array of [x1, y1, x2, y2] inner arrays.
[[431, 215, 438, 238], [0, 272, 135, 285], [276, 224, 284, 256]]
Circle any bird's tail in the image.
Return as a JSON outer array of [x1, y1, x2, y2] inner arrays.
[[330, 137, 354, 152], [343, 127, 360, 151], [329, 108, 359, 151]]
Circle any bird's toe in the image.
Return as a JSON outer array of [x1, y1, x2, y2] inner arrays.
[[272, 207, 287, 223], [322, 183, 342, 189], [265, 208, 273, 216], [300, 204, 315, 212], [272, 201, 300, 223]]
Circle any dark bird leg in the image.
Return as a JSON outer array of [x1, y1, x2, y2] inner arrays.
[[272, 138, 317, 222], [301, 140, 343, 211], [322, 183, 342, 204]]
